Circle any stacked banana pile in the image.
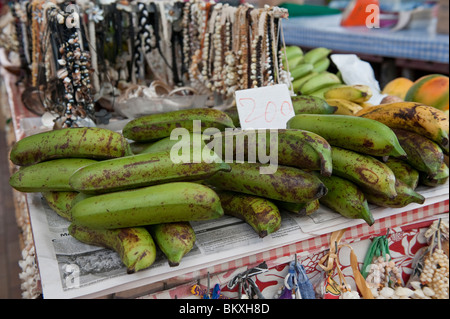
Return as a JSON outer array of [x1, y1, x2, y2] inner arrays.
[[285, 46, 344, 97], [8, 99, 449, 275]]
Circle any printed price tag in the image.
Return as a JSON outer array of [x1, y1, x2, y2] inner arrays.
[[235, 84, 294, 130]]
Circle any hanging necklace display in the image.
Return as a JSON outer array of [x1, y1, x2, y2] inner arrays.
[[47, 3, 95, 128], [419, 219, 449, 299], [5, 0, 289, 125]]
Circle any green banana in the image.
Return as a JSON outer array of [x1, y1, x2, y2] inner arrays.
[[384, 158, 420, 190], [331, 147, 397, 199], [284, 46, 304, 62], [9, 127, 131, 166], [70, 182, 224, 229], [277, 199, 320, 215], [129, 141, 155, 155], [301, 72, 342, 95], [69, 149, 230, 194], [223, 106, 241, 127], [290, 63, 314, 81], [208, 129, 333, 176], [303, 47, 332, 65], [42, 191, 78, 221], [393, 128, 445, 177], [419, 162, 449, 187], [291, 95, 337, 115], [148, 222, 196, 267], [68, 224, 156, 274], [122, 108, 235, 143], [313, 172, 374, 226], [141, 133, 206, 154], [287, 55, 304, 70], [205, 162, 327, 204], [364, 179, 425, 208], [313, 58, 331, 73], [292, 72, 319, 93], [216, 190, 282, 238], [287, 114, 407, 157], [9, 158, 97, 192]]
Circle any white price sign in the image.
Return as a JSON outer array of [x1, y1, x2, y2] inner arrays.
[[235, 84, 295, 130]]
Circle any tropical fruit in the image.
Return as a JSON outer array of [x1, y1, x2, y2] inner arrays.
[[405, 74, 449, 111]]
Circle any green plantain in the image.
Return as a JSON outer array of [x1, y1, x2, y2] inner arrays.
[[122, 108, 235, 142], [69, 149, 230, 194], [205, 162, 327, 204], [216, 190, 282, 238], [9, 158, 97, 192], [287, 114, 406, 157], [393, 128, 444, 177], [364, 179, 425, 208], [70, 182, 224, 229], [331, 147, 397, 199], [10, 127, 131, 166], [42, 191, 78, 221], [384, 157, 420, 190], [68, 224, 157, 274], [148, 222, 196, 267], [312, 172, 374, 226]]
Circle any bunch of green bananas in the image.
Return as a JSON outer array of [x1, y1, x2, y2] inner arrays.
[[356, 102, 449, 189], [8, 112, 233, 272], [283, 46, 344, 97], [287, 100, 450, 216]]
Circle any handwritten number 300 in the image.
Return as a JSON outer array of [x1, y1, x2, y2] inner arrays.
[[239, 98, 293, 123]]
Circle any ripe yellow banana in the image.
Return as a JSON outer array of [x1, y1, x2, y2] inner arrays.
[[69, 149, 230, 194], [291, 95, 337, 115], [393, 128, 444, 178], [9, 158, 97, 192], [312, 172, 374, 226], [364, 179, 425, 208], [206, 162, 327, 204], [216, 190, 282, 238], [324, 85, 373, 103], [331, 147, 397, 199], [308, 83, 345, 99], [356, 102, 449, 154], [148, 222, 196, 267], [384, 158, 420, 190], [122, 108, 235, 143], [42, 191, 78, 221], [70, 182, 224, 229], [325, 98, 364, 116], [210, 129, 333, 176], [9, 127, 131, 166], [68, 224, 157, 274], [287, 114, 407, 157]]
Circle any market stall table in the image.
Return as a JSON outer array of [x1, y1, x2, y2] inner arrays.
[[1, 66, 448, 299], [281, 14, 449, 85]]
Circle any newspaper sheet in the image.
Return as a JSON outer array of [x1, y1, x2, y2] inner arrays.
[[27, 180, 448, 299]]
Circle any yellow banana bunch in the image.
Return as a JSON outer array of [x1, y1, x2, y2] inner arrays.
[[356, 102, 449, 154]]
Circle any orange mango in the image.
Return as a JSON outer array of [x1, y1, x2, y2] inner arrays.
[[382, 77, 414, 100], [405, 74, 449, 111]]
